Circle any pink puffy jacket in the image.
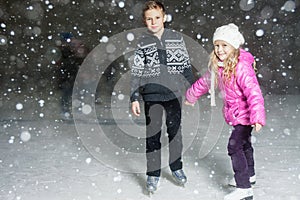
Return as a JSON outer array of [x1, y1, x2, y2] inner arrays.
[[186, 49, 266, 126]]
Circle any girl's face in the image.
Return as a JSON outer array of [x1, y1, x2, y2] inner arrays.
[[144, 8, 166, 38], [213, 40, 235, 61]]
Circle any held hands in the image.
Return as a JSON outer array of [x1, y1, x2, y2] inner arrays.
[[131, 101, 141, 117]]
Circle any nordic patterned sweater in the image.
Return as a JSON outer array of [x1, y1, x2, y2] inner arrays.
[[130, 29, 194, 102]]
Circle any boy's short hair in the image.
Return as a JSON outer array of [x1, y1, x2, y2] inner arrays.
[[142, 1, 166, 19]]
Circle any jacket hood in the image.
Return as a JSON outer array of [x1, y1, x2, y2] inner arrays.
[[238, 48, 254, 67]]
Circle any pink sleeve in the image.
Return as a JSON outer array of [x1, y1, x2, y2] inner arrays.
[[185, 70, 211, 104]]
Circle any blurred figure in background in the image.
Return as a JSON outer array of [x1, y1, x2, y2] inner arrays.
[[57, 32, 89, 120]]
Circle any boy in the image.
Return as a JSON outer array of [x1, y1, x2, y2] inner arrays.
[[130, 0, 194, 194]]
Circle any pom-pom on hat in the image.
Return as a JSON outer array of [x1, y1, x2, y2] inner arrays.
[[213, 23, 245, 49]]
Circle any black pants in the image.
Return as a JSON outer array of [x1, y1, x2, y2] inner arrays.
[[144, 98, 183, 177], [227, 125, 255, 188], [61, 86, 73, 113]]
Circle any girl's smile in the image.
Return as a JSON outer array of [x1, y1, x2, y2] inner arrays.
[[214, 40, 235, 61]]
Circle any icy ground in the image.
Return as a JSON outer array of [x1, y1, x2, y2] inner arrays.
[[0, 94, 300, 200]]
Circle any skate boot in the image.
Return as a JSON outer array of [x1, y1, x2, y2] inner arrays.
[[228, 175, 256, 187], [146, 176, 159, 194], [172, 169, 187, 186], [224, 188, 253, 200]]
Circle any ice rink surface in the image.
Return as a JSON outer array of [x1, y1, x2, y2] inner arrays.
[[0, 94, 299, 200]]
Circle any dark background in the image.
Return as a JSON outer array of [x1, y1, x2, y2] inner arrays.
[[0, 0, 299, 119]]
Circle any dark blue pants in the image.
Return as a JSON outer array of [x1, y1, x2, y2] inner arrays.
[[61, 87, 73, 113], [144, 98, 183, 177], [228, 124, 255, 188]]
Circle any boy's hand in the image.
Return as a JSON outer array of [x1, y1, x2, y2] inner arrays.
[[131, 101, 141, 116], [184, 100, 195, 107]]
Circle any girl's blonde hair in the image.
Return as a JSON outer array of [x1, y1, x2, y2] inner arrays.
[[209, 48, 239, 84], [209, 48, 257, 87]]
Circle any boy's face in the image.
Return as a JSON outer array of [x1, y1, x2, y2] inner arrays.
[[144, 8, 166, 37]]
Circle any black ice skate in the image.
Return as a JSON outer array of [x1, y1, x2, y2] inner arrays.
[[146, 176, 159, 195], [172, 169, 187, 186]]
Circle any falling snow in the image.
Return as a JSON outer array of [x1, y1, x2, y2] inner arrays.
[[20, 130, 31, 142]]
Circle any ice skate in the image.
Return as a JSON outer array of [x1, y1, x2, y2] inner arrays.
[[224, 188, 253, 200], [146, 176, 159, 195], [228, 175, 256, 187], [172, 169, 187, 186]]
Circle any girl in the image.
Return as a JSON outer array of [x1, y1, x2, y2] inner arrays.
[[185, 23, 266, 200]]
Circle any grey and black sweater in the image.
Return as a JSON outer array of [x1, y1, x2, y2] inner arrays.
[[130, 29, 194, 102]]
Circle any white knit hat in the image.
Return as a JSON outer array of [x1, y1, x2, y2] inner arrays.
[[213, 23, 245, 49]]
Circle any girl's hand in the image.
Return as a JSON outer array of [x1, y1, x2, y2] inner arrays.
[[254, 123, 262, 132], [184, 100, 195, 107]]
